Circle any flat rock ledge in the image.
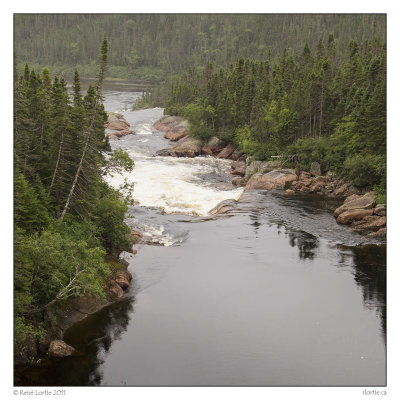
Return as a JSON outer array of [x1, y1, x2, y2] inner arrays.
[[105, 112, 133, 139]]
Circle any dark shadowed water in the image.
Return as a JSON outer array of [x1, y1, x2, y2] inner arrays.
[[15, 85, 386, 387]]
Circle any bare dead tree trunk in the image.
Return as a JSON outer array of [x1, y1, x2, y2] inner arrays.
[[48, 132, 64, 195], [60, 129, 90, 221]]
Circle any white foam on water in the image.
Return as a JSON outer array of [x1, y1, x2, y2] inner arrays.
[[106, 155, 244, 217], [136, 123, 154, 135]]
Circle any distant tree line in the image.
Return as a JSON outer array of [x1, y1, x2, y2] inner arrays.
[[150, 34, 385, 199], [14, 14, 386, 80], [14, 38, 134, 353]]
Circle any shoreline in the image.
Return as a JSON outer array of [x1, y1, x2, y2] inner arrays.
[[153, 115, 386, 240]]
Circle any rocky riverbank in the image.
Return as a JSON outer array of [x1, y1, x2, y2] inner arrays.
[[15, 252, 135, 364], [153, 115, 386, 239], [105, 111, 134, 139]]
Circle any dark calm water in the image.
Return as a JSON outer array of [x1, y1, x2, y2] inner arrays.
[[15, 84, 386, 387]]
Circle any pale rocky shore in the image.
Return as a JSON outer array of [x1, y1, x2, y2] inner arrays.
[[154, 115, 386, 239]]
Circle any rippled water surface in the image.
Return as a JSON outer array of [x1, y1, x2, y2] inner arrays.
[[15, 84, 386, 387]]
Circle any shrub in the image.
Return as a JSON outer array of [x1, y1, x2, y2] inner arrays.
[[343, 154, 385, 189]]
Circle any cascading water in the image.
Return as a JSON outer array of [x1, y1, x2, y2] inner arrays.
[[15, 82, 386, 387]]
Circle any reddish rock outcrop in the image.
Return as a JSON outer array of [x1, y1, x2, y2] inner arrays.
[[336, 209, 374, 225], [246, 170, 297, 190], [216, 144, 236, 159], [333, 192, 376, 217], [164, 131, 187, 141]]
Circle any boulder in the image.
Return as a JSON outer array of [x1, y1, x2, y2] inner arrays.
[[246, 169, 297, 190], [208, 199, 237, 215], [310, 162, 321, 176], [48, 340, 76, 358], [244, 161, 262, 180], [172, 136, 203, 157], [155, 148, 176, 157], [216, 144, 236, 159], [231, 161, 246, 176], [164, 131, 186, 141], [229, 150, 244, 161], [336, 209, 374, 225], [334, 192, 376, 217], [333, 182, 360, 198], [351, 216, 386, 232], [368, 227, 387, 238], [258, 161, 281, 174], [232, 177, 244, 186], [106, 129, 133, 138], [153, 116, 187, 132], [129, 229, 143, 244], [374, 204, 386, 216], [115, 270, 132, 290], [201, 136, 225, 155], [109, 282, 124, 298]]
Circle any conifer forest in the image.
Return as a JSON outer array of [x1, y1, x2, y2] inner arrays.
[[13, 14, 387, 389]]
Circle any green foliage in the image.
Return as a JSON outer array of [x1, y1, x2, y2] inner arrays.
[[13, 40, 135, 354], [160, 34, 385, 196], [343, 154, 385, 189], [15, 14, 385, 80], [91, 184, 133, 255]]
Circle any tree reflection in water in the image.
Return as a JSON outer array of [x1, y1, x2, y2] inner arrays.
[[284, 227, 319, 260], [351, 244, 386, 343], [14, 296, 135, 386]]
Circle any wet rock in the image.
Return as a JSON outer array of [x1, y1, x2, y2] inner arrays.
[[334, 192, 376, 217], [129, 229, 143, 244], [336, 209, 374, 225], [109, 282, 124, 298], [115, 270, 132, 290], [284, 189, 295, 196], [310, 162, 321, 176], [155, 148, 176, 157], [106, 129, 134, 138], [209, 199, 238, 215], [216, 144, 236, 159], [246, 169, 297, 190], [48, 340, 76, 358], [351, 216, 386, 232]]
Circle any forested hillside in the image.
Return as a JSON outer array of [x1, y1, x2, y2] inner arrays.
[[151, 34, 386, 200], [14, 38, 134, 355], [14, 14, 385, 80]]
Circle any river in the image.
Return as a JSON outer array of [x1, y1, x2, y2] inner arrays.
[[15, 84, 386, 387]]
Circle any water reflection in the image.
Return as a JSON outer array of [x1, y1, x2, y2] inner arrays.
[[14, 296, 135, 386], [351, 245, 386, 342], [287, 229, 319, 260]]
